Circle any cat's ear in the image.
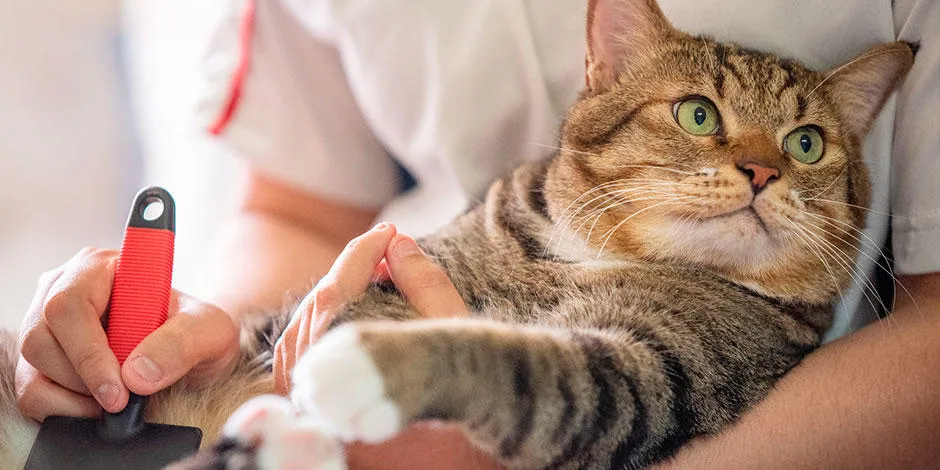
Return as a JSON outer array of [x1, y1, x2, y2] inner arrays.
[[585, 0, 674, 93], [824, 42, 914, 137]]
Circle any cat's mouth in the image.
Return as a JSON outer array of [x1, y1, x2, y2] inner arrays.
[[711, 206, 769, 233]]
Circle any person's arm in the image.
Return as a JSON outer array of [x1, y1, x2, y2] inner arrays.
[[653, 273, 940, 469], [190, 170, 379, 316], [191, 0, 402, 315]]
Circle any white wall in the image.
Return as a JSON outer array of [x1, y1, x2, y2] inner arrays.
[[1, 0, 239, 331], [0, 1, 130, 330]]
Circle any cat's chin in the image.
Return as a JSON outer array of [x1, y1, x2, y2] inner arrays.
[[642, 211, 783, 271]]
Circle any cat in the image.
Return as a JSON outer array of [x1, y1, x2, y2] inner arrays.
[[0, 0, 914, 468]]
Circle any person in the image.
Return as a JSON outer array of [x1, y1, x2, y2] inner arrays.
[[15, 0, 939, 468]]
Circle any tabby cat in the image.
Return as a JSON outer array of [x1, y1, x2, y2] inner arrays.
[[0, 0, 914, 468]]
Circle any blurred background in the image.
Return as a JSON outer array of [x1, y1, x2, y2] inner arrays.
[[0, 1, 239, 329]]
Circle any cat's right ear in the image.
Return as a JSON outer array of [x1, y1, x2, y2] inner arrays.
[[585, 0, 674, 93]]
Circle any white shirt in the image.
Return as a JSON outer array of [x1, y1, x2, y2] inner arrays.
[[198, 0, 939, 340]]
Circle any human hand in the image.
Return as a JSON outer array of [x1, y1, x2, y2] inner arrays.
[[273, 222, 467, 394], [15, 247, 240, 421]]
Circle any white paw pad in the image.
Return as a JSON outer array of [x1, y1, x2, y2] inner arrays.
[[224, 395, 345, 470], [290, 325, 402, 443]]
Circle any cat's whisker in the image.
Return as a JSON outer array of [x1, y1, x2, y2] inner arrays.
[[811, 232, 905, 336], [617, 166, 702, 176], [802, 211, 923, 319], [566, 184, 690, 232], [617, 178, 697, 185], [796, 164, 849, 200], [801, 197, 898, 218], [571, 192, 667, 232], [717, 1, 747, 70], [549, 181, 690, 251], [698, 35, 715, 72], [547, 179, 643, 251], [548, 184, 673, 255], [531, 143, 705, 177], [783, 218, 847, 306], [581, 193, 682, 246], [550, 183, 692, 259], [595, 197, 697, 258], [792, 222, 879, 317], [802, 212, 893, 272], [573, 189, 680, 222], [530, 142, 597, 157], [790, 220, 900, 335], [795, 222, 892, 326], [561, 190, 682, 255], [799, 226, 904, 333]]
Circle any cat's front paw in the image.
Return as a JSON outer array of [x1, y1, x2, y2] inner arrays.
[[220, 395, 345, 470], [291, 324, 403, 444]]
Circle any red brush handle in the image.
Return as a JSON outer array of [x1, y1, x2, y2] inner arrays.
[[107, 188, 176, 365]]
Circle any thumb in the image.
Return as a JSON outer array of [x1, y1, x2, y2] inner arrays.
[[121, 294, 239, 396], [385, 235, 468, 318]]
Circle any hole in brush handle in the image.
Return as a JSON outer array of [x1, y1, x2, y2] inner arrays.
[[128, 187, 175, 232]]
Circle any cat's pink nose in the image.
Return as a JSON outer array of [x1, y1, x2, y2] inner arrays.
[[738, 162, 780, 193]]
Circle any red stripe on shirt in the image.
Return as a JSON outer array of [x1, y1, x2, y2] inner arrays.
[[208, 0, 256, 136]]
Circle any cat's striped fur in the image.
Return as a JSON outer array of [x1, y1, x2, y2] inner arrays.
[[0, 0, 914, 468]]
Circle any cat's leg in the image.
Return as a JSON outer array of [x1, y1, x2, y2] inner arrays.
[[289, 319, 681, 470]]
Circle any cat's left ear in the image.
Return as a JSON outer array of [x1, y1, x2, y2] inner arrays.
[[585, 0, 676, 93], [824, 42, 915, 137]]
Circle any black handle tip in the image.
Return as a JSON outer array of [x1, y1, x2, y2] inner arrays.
[[127, 186, 175, 232]]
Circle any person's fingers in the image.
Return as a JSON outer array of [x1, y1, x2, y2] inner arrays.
[[318, 223, 397, 306], [20, 266, 64, 334], [293, 292, 315, 381], [19, 325, 89, 394], [296, 222, 396, 358], [277, 223, 396, 394], [385, 235, 468, 318], [372, 259, 390, 283], [274, 298, 305, 395], [121, 293, 239, 396], [273, 338, 290, 396], [15, 360, 101, 421], [19, 267, 89, 395], [40, 248, 128, 412]]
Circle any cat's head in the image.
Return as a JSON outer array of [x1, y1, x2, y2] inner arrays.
[[548, 0, 914, 303]]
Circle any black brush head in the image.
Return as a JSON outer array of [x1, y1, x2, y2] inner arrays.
[[25, 415, 201, 470]]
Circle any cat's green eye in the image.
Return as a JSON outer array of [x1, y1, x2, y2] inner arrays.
[[784, 126, 824, 164], [674, 98, 720, 136]]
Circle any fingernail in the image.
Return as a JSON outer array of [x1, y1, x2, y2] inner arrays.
[[130, 355, 163, 384], [95, 383, 120, 409], [372, 222, 389, 232], [392, 237, 421, 258]]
